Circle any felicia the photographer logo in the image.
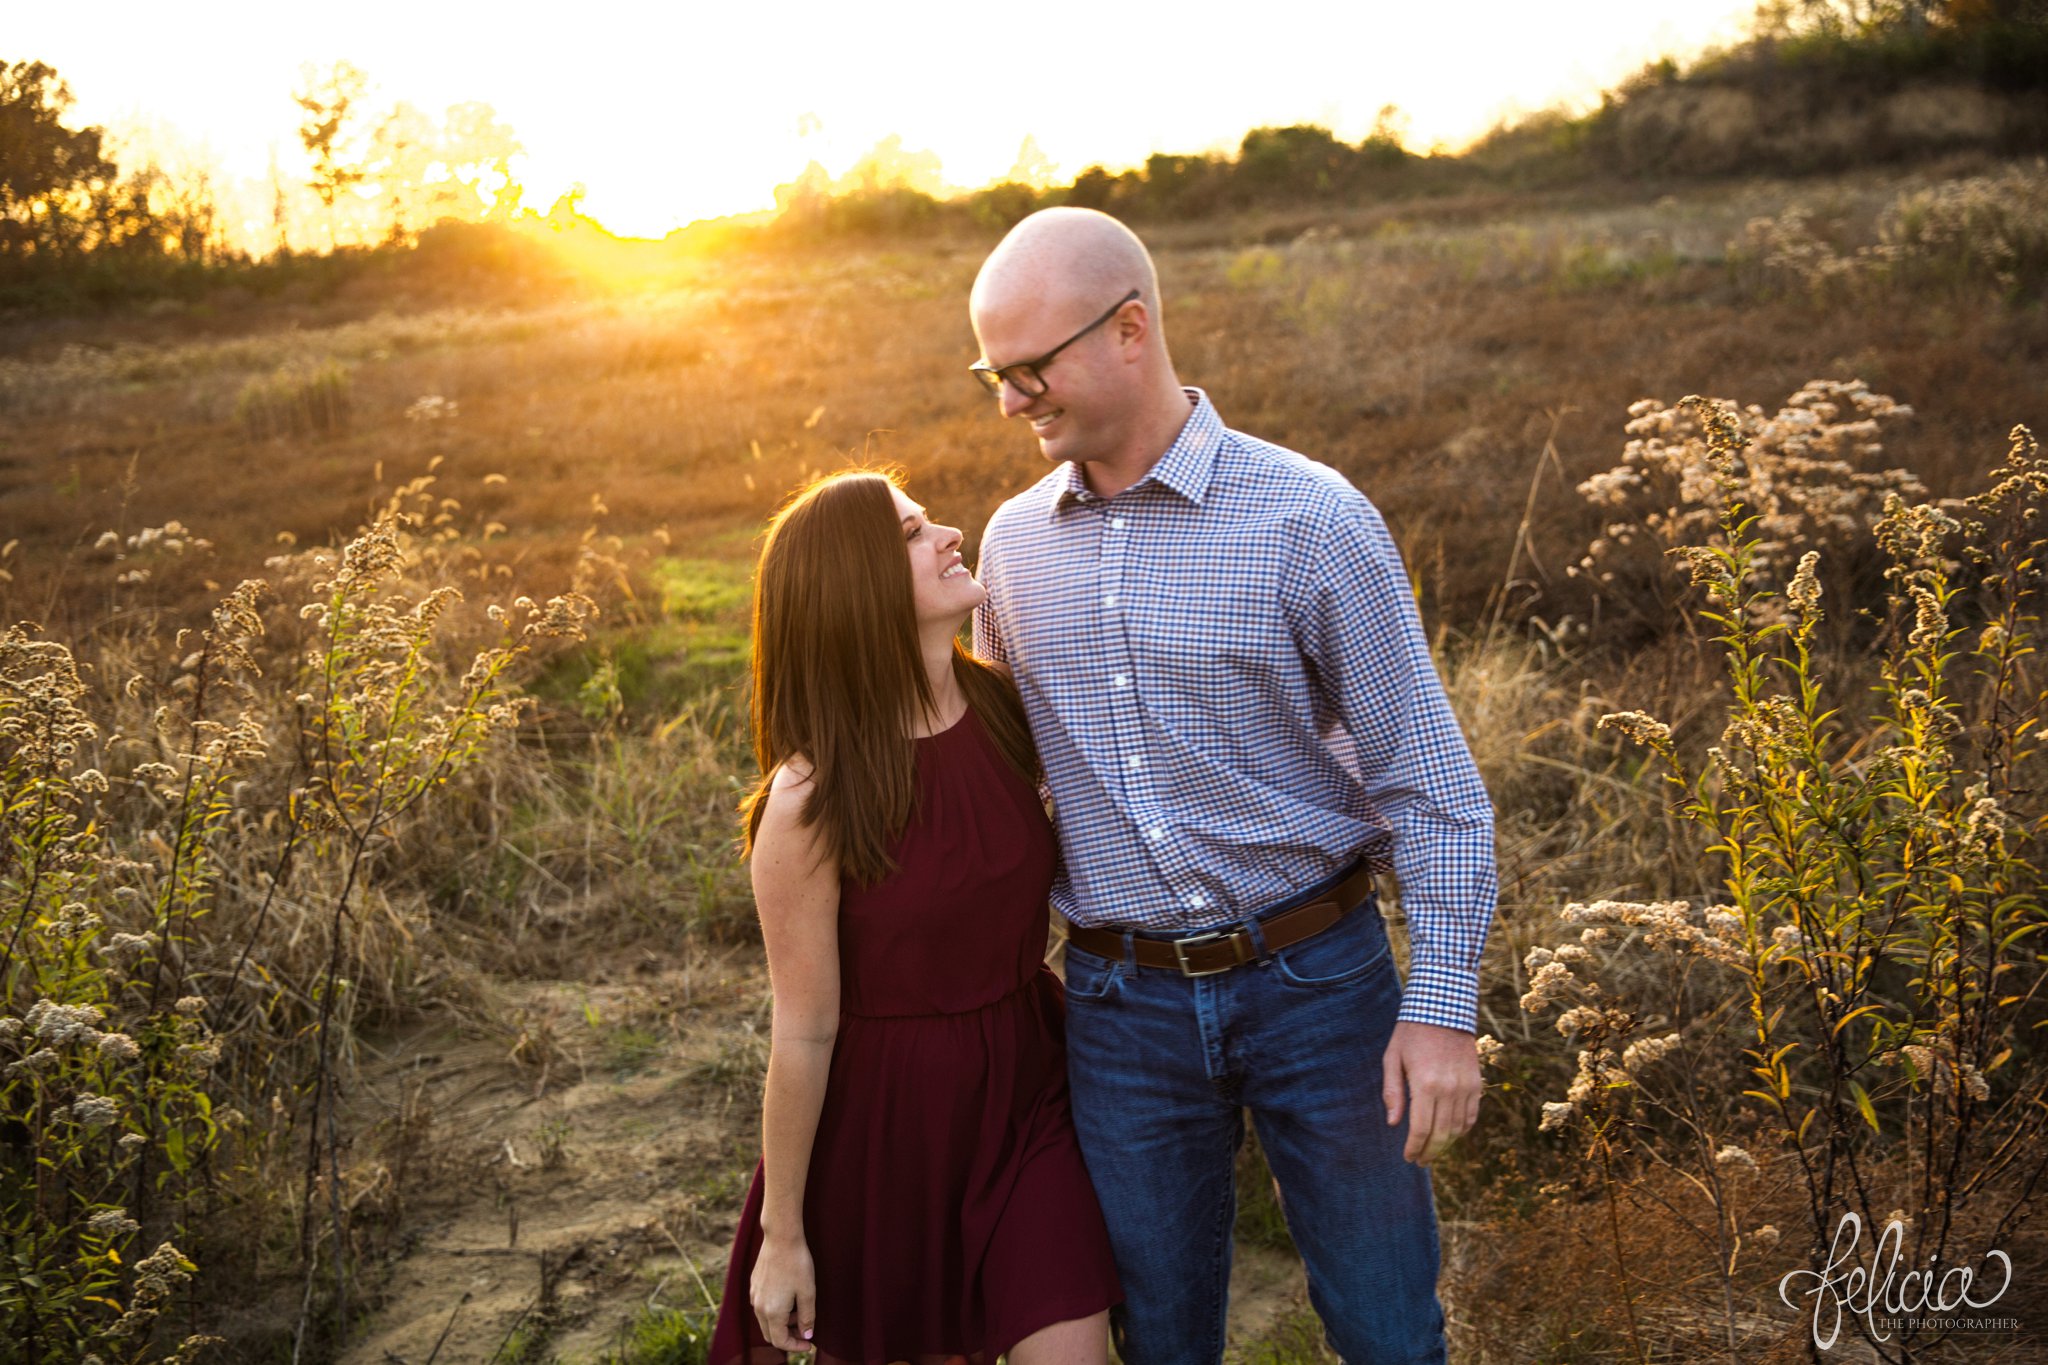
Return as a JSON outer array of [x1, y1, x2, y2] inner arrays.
[[1777, 1211, 2016, 1350]]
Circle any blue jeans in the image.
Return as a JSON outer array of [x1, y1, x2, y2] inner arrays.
[[1060, 878, 1447, 1365]]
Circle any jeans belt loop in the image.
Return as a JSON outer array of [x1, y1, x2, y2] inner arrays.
[[1243, 912, 1273, 960]]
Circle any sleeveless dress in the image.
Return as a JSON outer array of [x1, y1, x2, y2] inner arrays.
[[708, 704, 1124, 1365]]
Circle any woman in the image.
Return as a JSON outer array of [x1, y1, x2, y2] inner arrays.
[[708, 470, 1122, 1365]]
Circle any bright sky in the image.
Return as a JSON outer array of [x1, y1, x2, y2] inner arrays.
[[16, 1, 1758, 239]]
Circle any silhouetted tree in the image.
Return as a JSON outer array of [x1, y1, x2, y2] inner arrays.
[[0, 59, 116, 261], [1753, 0, 2046, 33], [293, 60, 369, 244], [1238, 124, 1353, 195], [1360, 104, 1412, 169]]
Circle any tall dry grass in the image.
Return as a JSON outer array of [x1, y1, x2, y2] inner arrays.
[[0, 470, 633, 1358]]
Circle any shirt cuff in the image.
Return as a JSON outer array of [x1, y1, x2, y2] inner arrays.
[[1396, 959, 1481, 1035]]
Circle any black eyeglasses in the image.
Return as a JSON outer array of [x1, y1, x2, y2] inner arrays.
[[969, 288, 1141, 398]]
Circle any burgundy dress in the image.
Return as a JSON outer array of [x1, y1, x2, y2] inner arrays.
[[709, 704, 1123, 1365]]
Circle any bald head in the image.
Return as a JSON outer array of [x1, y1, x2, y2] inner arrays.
[[969, 208, 1190, 480], [971, 207, 1164, 351]]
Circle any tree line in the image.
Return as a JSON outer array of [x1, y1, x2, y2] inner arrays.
[[767, 0, 2048, 241], [0, 57, 531, 305], [0, 61, 219, 272], [4, 1, 2045, 310]]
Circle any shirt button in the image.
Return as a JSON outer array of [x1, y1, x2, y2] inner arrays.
[[1146, 825, 1166, 842], [1103, 593, 1118, 609], [1112, 673, 1130, 688], [1126, 754, 1145, 770], [1185, 892, 1208, 909], [1111, 515, 1126, 530]]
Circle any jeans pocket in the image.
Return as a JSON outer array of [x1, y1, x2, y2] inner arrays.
[[1272, 903, 1391, 989], [1060, 942, 1124, 1002]]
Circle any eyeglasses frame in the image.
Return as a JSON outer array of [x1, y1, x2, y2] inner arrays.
[[969, 287, 1143, 398]]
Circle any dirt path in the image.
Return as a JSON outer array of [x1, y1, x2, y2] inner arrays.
[[335, 949, 1320, 1364]]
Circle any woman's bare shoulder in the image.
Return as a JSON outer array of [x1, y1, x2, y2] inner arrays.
[[756, 756, 818, 832], [769, 753, 816, 792]]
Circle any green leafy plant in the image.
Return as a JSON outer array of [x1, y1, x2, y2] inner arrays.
[[1508, 402, 2048, 1361]]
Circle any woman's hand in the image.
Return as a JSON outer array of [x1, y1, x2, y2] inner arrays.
[[750, 1231, 818, 1351]]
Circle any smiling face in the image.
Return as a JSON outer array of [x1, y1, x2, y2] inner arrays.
[[892, 484, 984, 631], [969, 208, 1167, 471], [970, 289, 1133, 467]]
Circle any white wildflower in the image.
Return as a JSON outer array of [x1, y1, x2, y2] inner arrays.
[[98, 932, 157, 967], [87, 1208, 140, 1238], [6, 1047, 60, 1077], [1787, 550, 1823, 618], [1554, 1005, 1605, 1037], [1598, 710, 1672, 747], [26, 999, 105, 1046], [1520, 961, 1577, 1013], [70, 1094, 119, 1130], [1715, 1144, 1759, 1175], [1621, 1033, 1683, 1072]]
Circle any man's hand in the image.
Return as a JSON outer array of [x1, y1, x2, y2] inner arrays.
[[1383, 1021, 1482, 1165]]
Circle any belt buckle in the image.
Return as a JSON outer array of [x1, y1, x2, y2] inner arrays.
[[1171, 928, 1239, 977]]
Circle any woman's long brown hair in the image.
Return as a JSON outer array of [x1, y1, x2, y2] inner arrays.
[[740, 470, 1038, 885]]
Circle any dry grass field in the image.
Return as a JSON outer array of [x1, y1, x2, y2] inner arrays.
[[6, 166, 2040, 639], [4, 160, 2046, 1363]]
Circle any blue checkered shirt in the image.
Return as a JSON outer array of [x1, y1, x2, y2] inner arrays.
[[972, 388, 1496, 1034]]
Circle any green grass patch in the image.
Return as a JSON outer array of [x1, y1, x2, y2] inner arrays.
[[650, 557, 752, 621], [534, 557, 754, 723], [588, 1302, 715, 1364], [535, 622, 749, 722]]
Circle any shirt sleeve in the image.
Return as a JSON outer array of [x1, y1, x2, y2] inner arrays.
[[1281, 486, 1497, 1034], [972, 516, 1008, 668]]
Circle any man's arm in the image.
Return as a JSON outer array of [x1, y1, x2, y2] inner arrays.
[[1283, 486, 1496, 1029], [1283, 483, 1496, 1160]]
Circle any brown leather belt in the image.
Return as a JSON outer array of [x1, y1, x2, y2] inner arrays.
[[1059, 864, 1378, 978]]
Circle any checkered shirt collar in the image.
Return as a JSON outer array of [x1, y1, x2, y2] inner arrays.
[[1050, 387, 1223, 518]]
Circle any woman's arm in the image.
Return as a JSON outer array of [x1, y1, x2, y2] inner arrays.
[[749, 757, 840, 1350]]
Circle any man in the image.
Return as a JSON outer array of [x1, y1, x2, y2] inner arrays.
[[968, 207, 1495, 1365]]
